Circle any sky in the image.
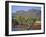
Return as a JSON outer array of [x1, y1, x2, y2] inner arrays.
[[12, 5, 41, 13]]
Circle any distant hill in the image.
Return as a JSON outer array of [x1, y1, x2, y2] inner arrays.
[[12, 9, 41, 18]]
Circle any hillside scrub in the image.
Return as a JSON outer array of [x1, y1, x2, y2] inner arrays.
[[15, 16, 40, 26]]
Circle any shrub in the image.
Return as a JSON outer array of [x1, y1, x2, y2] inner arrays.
[[15, 16, 40, 25]]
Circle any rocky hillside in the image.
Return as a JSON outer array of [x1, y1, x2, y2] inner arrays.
[[12, 9, 41, 18]]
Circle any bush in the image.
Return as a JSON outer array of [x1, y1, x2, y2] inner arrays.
[[15, 16, 40, 25]]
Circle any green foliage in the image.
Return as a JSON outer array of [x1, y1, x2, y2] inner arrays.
[[16, 16, 21, 24], [15, 16, 40, 25]]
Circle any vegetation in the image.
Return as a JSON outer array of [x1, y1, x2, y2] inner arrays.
[[12, 9, 41, 30], [15, 16, 40, 26]]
